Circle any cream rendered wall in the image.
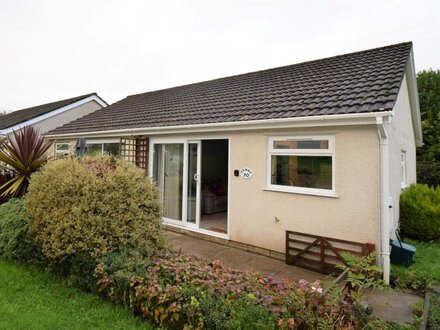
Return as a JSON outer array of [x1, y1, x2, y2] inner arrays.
[[33, 100, 103, 134], [150, 125, 381, 253], [228, 126, 381, 253], [387, 75, 417, 235], [48, 139, 77, 157]]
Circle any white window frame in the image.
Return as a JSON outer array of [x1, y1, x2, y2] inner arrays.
[[55, 143, 71, 156], [400, 150, 407, 189], [266, 135, 336, 197], [86, 139, 120, 155]]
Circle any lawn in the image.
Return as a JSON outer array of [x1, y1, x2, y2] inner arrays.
[[0, 259, 151, 330], [391, 239, 440, 290], [390, 239, 440, 329]]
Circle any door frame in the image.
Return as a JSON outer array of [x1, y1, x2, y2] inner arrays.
[[149, 136, 230, 239], [185, 140, 202, 230]]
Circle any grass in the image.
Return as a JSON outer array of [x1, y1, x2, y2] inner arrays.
[[0, 259, 152, 330], [428, 290, 440, 329], [390, 239, 440, 329], [391, 239, 440, 291]]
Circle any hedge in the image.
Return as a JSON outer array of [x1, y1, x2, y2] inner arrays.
[[400, 184, 440, 241]]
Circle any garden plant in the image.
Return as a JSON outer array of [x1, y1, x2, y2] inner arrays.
[[0, 125, 52, 197]]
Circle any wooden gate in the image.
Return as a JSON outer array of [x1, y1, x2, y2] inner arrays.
[[286, 230, 375, 274]]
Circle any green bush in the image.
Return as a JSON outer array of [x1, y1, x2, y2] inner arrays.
[[179, 287, 278, 330], [0, 198, 40, 262], [25, 155, 168, 265], [400, 184, 440, 241], [96, 249, 152, 306]]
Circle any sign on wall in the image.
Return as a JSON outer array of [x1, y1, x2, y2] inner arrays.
[[239, 167, 253, 179]]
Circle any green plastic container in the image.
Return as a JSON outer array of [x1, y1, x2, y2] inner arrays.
[[390, 239, 416, 266]]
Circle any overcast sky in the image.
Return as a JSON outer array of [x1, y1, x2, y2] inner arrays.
[[1, 0, 439, 111]]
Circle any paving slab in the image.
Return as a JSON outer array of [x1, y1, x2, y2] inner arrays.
[[365, 289, 422, 325], [276, 264, 327, 283], [210, 247, 255, 268], [237, 254, 289, 274], [167, 230, 325, 282], [170, 236, 201, 252], [167, 231, 184, 240]]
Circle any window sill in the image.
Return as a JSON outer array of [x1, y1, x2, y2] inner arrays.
[[263, 187, 339, 198]]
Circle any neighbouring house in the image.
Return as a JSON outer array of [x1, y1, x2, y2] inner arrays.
[[46, 42, 422, 283], [0, 93, 107, 145]]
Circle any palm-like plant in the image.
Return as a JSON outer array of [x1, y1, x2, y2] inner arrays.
[[0, 126, 52, 197]]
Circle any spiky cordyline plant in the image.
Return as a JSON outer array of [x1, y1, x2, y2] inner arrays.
[[0, 126, 52, 197]]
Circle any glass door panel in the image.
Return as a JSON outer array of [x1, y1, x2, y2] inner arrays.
[[153, 143, 184, 221], [187, 142, 201, 225]]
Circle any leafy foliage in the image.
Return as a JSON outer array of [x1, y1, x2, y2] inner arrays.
[[399, 184, 440, 241], [25, 155, 168, 264], [0, 198, 41, 262], [417, 69, 440, 187], [96, 253, 380, 329], [338, 252, 383, 295], [0, 126, 52, 197]]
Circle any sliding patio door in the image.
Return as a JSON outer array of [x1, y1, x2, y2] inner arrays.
[[153, 143, 184, 222], [186, 141, 201, 227]]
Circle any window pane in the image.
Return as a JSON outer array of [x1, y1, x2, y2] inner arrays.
[[56, 143, 70, 151], [271, 155, 332, 190], [103, 143, 120, 156], [153, 144, 184, 221], [87, 143, 102, 155], [153, 144, 161, 183], [273, 140, 329, 150]]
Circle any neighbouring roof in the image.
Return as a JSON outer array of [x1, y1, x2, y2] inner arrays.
[[49, 42, 413, 135], [0, 93, 98, 130]]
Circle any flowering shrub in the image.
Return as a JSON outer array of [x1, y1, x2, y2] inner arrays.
[[96, 253, 374, 329]]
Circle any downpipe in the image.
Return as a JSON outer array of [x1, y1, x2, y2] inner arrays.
[[377, 117, 390, 284]]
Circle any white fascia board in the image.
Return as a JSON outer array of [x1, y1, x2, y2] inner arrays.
[[405, 50, 423, 147], [46, 111, 392, 139], [0, 95, 108, 135]]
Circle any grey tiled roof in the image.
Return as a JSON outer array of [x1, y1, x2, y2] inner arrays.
[[0, 93, 97, 130], [49, 42, 412, 135]]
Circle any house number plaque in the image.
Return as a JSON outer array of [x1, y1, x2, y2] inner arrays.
[[239, 167, 253, 179]]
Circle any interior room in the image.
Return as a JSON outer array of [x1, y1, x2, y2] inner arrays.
[[200, 139, 228, 234]]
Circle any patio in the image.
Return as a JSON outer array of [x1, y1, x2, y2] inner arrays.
[[167, 230, 327, 283]]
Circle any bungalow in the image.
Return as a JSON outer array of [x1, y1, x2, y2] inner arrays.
[[0, 93, 107, 142], [46, 42, 422, 283]]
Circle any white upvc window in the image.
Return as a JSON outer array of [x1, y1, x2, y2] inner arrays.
[[86, 139, 120, 156], [400, 150, 407, 189], [55, 143, 71, 156], [266, 135, 335, 196]]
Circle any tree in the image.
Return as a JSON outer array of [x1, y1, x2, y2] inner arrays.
[[416, 69, 440, 187]]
